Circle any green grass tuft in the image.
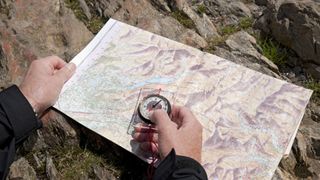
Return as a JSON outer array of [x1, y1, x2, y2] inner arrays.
[[306, 79, 320, 100], [197, 4, 206, 14], [51, 146, 118, 179], [220, 25, 239, 36], [239, 17, 253, 30], [171, 10, 195, 29], [258, 38, 288, 66], [219, 17, 253, 36]]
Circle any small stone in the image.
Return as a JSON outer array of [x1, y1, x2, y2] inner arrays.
[[8, 158, 37, 180], [92, 165, 116, 180], [46, 156, 61, 180]]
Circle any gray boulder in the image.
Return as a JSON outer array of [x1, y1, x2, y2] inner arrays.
[[256, 0, 320, 79]]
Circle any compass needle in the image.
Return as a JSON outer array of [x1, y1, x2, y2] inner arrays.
[[152, 100, 162, 108]]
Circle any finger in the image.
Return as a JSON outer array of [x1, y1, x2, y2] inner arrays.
[[54, 63, 76, 83], [140, 142, 159, 153], [132, 132, 158, 143], [134, 124, 157, 133], [43, 56, 67, 70], [171, 105, 196, 126], [150, 109, 177, 132]]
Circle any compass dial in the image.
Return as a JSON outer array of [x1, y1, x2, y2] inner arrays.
[[138, 94, 171, 124]]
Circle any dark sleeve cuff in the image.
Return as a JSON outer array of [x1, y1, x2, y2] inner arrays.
[[154, 149, 208, 180], [0, 85, 42, 144]]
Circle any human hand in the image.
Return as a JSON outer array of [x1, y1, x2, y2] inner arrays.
[[133, 106, 203, 163], [19, 56, 76, 114]]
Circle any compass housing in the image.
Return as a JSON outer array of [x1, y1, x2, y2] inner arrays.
[[137, 94, 171, 124]]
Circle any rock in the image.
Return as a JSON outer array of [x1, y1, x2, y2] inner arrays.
[[78, 0, 91, 20], [0, 0, 93, 85], [178, 29, 208, 49], [40, 110, 79, 147], [205, 0, 252, 26], [92, 165, 116, 180], [255, 0, 269, 6], [256, 0, 320, 79], [8, 158, 37, 180], [229, 1, 252, 18], [272, 167, 296, 180], [46, 156, 61, 180], [109, 0, 208, 48], [214, 46, 280, 79], [174, 0, 220, 39], [150, 0, 171, 12], [226, 31, 279, 73], [305, 63, 320, 80]]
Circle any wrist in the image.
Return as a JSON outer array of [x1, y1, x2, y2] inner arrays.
[[19, 86, 41, 114]]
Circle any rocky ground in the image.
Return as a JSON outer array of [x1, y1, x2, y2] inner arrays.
[[0, 0, 319, 179]]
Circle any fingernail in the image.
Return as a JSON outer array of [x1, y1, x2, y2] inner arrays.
[[66, 63, 76, 71]]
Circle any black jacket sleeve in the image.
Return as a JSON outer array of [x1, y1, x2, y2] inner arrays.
[[0, 85, 42, 180], [154, 149, 208, 180]]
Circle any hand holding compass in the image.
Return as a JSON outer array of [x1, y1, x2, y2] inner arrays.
[[133, 105, 203, 163]]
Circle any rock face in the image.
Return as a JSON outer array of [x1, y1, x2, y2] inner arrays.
[[0, 0, 319, 179], [0, 0, 93, 87], [256, 0, 320, 79]]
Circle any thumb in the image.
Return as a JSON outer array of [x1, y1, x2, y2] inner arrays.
[[54, 63, 76, 83], [151, 109, 177, 132]]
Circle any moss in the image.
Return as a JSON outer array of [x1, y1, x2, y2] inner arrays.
[[257, 38, 288, 66], [306, 79, 320, 100], [64, 0, 109, 34], [197, 4, 206, 14], [171, 10, 195, 29]]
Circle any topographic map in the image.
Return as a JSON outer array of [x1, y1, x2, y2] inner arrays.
[[55, 19, 312, 179]]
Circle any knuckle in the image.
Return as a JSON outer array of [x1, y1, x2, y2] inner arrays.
[[49, 55, 61, 60], [31, 59, 41, 66]]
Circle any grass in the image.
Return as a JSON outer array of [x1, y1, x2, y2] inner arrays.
[[64, 0, 108, 34], [171, 10, 196, 29], [306, 79, 320, 100], [239, 17, 254, 29], [51, 146, 119, 179], [220, 25, 239, 36], [258, 38, 288, 66], [197, 4, 206, 14], [219, 17, 253, 36], [204, 17, 254, 52]]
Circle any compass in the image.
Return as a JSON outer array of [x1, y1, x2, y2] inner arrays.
[[138, 94, 171, 124]]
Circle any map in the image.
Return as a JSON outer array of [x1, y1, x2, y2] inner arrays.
[[55, 19, 312, 179]]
